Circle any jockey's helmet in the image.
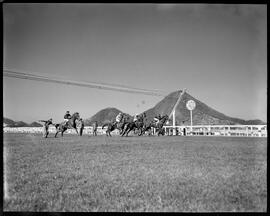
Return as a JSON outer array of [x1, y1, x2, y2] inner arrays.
[[66, 111, 70, 113], [49, 118, 52, 121]]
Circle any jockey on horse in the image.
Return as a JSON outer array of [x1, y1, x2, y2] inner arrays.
[[115, 112, 123, 124], [64, 111, 72, 127], [55, 112, 80, 137], [140, 114, 168, 136], [153, 114, 162, 126], [121, 112, 146, 136]]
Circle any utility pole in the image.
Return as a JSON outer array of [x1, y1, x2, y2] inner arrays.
[[169, 88, 186, 135]]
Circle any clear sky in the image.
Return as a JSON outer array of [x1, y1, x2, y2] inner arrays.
[[3, 3, 267, 123]]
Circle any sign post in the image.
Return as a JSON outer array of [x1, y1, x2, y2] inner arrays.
[[186, 100, 196, 135]]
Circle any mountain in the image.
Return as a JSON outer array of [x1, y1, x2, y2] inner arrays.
[[3, 118, 43, 127], [3, 117, 16, 127], [29, 121, 43, 127], [13, 121, 29, 127], [142, 90, 266, 125], [84, 107, 132, 126]]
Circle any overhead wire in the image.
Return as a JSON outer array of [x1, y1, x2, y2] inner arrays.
[[3, 69, 168, 97]]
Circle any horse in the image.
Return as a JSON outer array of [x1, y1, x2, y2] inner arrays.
[[139, 121, 156, 136], [92, 121, 98, 136], [102, 115, 130, 136], [54, 112, 80, 138], [141, 114, 169, 136], [121, 114, 146, 137], [102, 122, 117, 136]]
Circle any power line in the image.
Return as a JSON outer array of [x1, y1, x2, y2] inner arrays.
[[3, 69, 167, 97]]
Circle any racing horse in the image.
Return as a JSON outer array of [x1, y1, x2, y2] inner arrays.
[[140, 114, 169, 136], [102, 114, 129, 136], [54, 112, 80, 137], [121, 113, 146, 137]]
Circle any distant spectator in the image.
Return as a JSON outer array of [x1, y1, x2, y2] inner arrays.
[[183, 127, 186, 136], [92, 121, 98, 136], [77, 118, 84, 136], [39, 118, 53, 138]]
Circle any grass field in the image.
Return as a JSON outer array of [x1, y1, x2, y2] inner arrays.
[[3, 133, 267, 212]]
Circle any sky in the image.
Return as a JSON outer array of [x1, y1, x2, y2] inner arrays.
[[3, 3, 267, 123]]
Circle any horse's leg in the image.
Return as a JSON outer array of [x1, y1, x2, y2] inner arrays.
[[125, 128, 132, 137], [120, 128, 125, 136], [55, 129, 58, 138], [121, 128, 126, 136], [74, 128, 79, 136]]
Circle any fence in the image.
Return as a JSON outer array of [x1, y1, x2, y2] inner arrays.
[[163, 125, 267, 137], [3, 126, 119, 135], [3, 125, 267, 137]]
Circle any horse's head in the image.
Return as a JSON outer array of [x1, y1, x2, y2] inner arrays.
[[72, 112, 80, 120], [160, 115, 169, 124]]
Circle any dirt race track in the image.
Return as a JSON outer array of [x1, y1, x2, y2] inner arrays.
[[3, 133, 267, 212]]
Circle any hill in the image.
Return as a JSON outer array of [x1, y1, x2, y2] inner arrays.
[[84, 107, 132, 126], [3, 117, 16, 127], [3, 118, 43, 127], [142, 90, 266, 125], [13, 121, 29, 127], [29, 122, 43, 127]]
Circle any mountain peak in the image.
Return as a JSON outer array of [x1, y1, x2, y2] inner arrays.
[[143, 90, 265, 125], [84, 107, 132, 126]]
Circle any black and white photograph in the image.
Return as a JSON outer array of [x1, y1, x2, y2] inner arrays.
[[3, 3, 267, 212]]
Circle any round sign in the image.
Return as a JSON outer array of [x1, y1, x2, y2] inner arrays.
[[186, 100, 196, 111]]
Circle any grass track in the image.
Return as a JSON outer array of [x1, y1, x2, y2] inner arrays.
[[3, 133, 267, 212]]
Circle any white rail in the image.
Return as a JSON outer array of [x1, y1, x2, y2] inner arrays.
[[163, 125, 267, 137], [3, 126, 118, 135], [3, 125, 267, 137]]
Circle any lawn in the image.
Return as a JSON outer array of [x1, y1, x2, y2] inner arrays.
[[3, 133, 267, 212]]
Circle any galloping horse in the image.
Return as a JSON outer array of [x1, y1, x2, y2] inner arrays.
[[121, 114, 146, 137], [101, 115, 129, 136], [102, 122, 117, 137], [54, 112, 80, 137], [141, 114, 169, 136]]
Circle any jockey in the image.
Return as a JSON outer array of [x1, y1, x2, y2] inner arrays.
[[154, 114, 161, 125], [134, 114, 139, 122], [64, 111, 71, 126], [116, 112, 122, 123]]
